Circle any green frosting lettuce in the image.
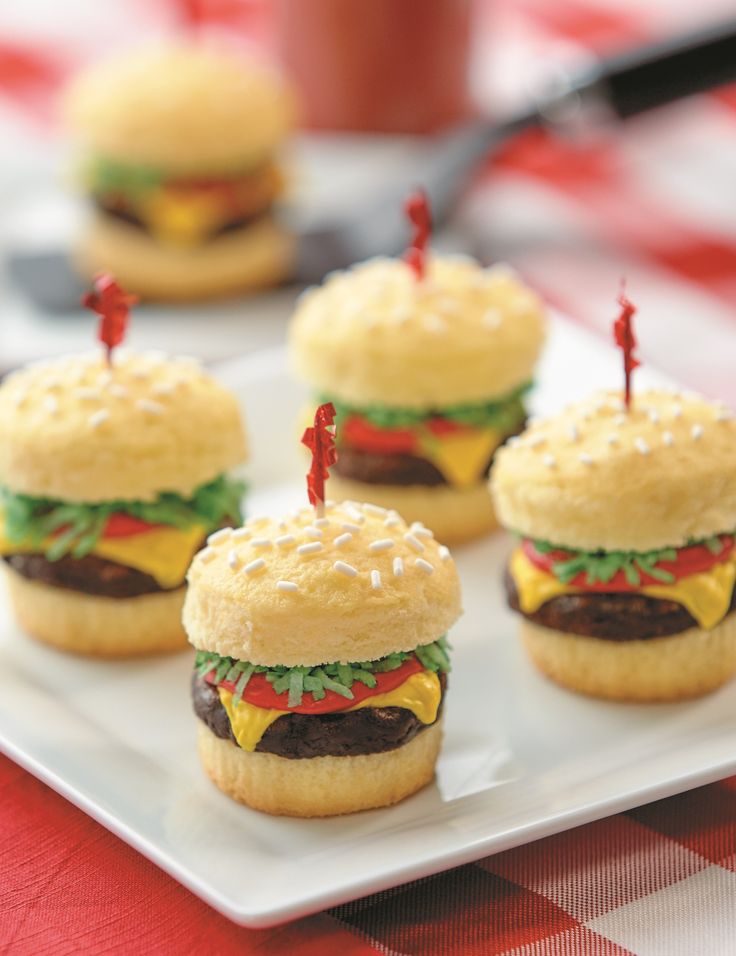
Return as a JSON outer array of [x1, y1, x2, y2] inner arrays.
[[86, 155, 263, 196], [321, 382, 532, 434], [531, 534, 729, 587], [195, 636, 451, 708], [1, 474, 246, 562]]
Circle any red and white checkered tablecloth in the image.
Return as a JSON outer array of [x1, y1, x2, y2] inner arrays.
[[2, 1, 736, 953]]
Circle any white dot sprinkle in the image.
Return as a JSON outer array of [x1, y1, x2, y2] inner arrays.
[[410, 523, 434, 539], [314, 518, 330, 527], [244, 558, 265, 575], [507, 436, 522, 448], [438, 545, 451, 561], [648, 409, 660, 424], [297, 542, 322, 555], [304, 526, 323, 539], [277, 580, 298, 592], [363, 503, 388, 516], [483, 308, 502, 329], [333, 560, 358, 578], [131, 369, 149, 381], [341, 522, 362, 533], [527, 434, 546, 448], [207, 528, 232, 545], [250, 538, 272, 548], [97, 371, 112, 387], [692, 423, 704, 440], [74, 387, 100, 401], [228, 549, 240, 569], [423, 313, 446, 333], [634, 437, 650, 455], [369, 538, 395, 552], [371, 569, 382, 590], [543, 454, 556, 468], [568, 424, 579, 443], [614, 415, 627, 426], [673, 405, 683, 419], [275, 534, 295, 547], [137, 399, 163, 415], [88, 409, 109, 429], [404, 533, 425, 553], [198, 547, 216, 563], [578, 452, 593, 465], [11, 391, 26, 408], [152, 383, 176, 397], [393, 557, 404, 577], [606, 434, 619, 445], [231, 528, 250, 541], [415, 558, 434, 574], [716, 409, 733, 422], [334, 532, 353, 547], [663, 431, 674, 446], [384, 517, 402, 528], [108, 383, 128, 398], [43, 396, 58, 415]]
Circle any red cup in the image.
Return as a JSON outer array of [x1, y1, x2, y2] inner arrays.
[[273, 0, 472, 133]]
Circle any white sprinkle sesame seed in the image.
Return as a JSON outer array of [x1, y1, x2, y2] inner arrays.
[[88, 409, 109, 429], [415, 558, 434, 574], [345, 509, 365, 524], [363, 503, 388, 516], [384, 517, 402, 528], [249, 515, 270, 526], [334, 533, 353, 547], [333, 560, 358, 578], [692, 423, 704, 440], [11, 391, 26, 407], [304, 526, 323, 539], [44, 396, 58, 415], [108, 384, 128, 398], [314, 518, 329, 527], [152, 382, 175, 396], [341, 522, 362, 533], [277, 580, 298, 592], [198, 548, 216, 563], [393, 556, 404, 577], [614, 415, 627, 426], [543, 454, 556, 468], [369, 538, 395, 552], [137, 399, 163, 415], [74, 387, 100, 401], [423, 313, 446, 333], [250, 538, 272, 548], [371, 569, 382, 589], [568, 424, 579, 443], [716, 409, 733, 422], [244, 558, 265, 575], [97, 371, 112, 386], [483, 308, 502, 329], [663, 431, 674, 446], [410, 523, 434, 539], [607, 434, 619, 445], [275, 534, 295, 547], [673, 404, 683, 419], [635, 437, 650, 455], [228, 550, 240, 569], [131, 369, 149, 380], [297, 542, 323, 555], [438, 545, 451, 561], [527, 434, 546, 448], [578, 452, 593, 465], [648, 409, 660, 424], [231, 528, 250, 541], [207, 528, 232, 545], [507, 436, 522, 448], [404, 533, 425, 553]]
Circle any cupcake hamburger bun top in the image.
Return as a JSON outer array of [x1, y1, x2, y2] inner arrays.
[[183, 500, 462, 667], [491, 388, 736, 552], [0, 351, 247, 502], [290, 256, 545, 408], [64, 43, 295, 173]]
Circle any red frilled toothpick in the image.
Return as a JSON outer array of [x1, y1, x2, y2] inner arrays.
[[82, 274, 138, 366], [613, 286, 640, 410], [301, 403, 337, 517], [402, 188, 432, 280]]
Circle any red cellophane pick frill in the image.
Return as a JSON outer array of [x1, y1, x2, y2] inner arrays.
[[82, 273, 138, 366], [402, 188, 432, 280], [301, 402, 337, 515], [613, 287, 640, 409]]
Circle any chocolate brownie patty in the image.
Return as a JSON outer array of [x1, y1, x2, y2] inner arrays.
[[505, 566, 736, 640], [191, 671, 446, 759], [3, 552, 173, 598]]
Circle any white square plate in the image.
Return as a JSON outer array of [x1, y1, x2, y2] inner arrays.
[[1, 318, 735, 927]]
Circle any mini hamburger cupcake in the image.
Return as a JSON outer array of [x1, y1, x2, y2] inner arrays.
[[289, 192, 546, 544], [491, 300, 736, 701], [185, 406, 461, 816], [0, 277, 247, 656], [64, 43, 295, 300]]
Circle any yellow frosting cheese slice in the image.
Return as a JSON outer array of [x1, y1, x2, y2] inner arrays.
[[509, 546, 736, 631], [218, 670, 442, 753], [419, 427, 500, 488], [0, 516, 207, 590]]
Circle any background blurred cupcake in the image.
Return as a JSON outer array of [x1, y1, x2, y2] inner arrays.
[[63, 42, 296, 301]]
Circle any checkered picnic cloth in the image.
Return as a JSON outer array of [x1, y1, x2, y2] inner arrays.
[[2, 1, 736, 953]]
